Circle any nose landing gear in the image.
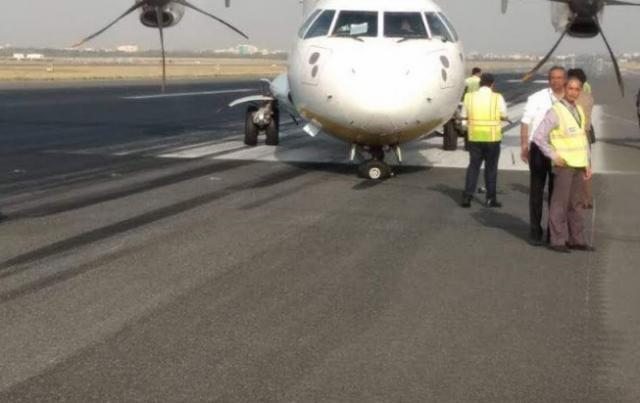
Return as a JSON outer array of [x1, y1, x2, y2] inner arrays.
[[354, 145, 399, 180]]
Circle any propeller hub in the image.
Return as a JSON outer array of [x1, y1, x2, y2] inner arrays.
[[569, 0, 603, 18]]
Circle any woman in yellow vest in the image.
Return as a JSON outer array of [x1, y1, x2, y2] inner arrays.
[[532, 77, 594, 253], [461, 73, 508, 208]]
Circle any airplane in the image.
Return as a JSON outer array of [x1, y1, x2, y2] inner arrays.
[[502, 0, 640, 95], [73, 0, 249, 92], [229, 0, 466, 179]]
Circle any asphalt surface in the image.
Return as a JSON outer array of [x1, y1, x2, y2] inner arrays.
[[1, 74, 639, 402]]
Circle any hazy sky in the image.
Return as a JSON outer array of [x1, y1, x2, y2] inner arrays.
[[1, 0, 639, 54]]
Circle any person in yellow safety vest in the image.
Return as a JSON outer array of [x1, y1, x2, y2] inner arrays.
[[460, 73, 508, 208], [465, 67, 482, 94], [533, 77, 594, 253]]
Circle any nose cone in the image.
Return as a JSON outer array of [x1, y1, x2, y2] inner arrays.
[[333, 44, 437, 133]]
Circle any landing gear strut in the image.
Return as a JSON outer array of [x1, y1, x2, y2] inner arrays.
[[244, 102, 279, 146], [356, 145, 394, 180]]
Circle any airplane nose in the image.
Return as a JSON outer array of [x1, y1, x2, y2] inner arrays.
[[336, 47, 435, 133]]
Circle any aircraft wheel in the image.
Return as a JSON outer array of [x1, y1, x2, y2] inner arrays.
[[244, 106, 259, 146], [443, 119, 459, 151], [265, 107, 280, 146], [359, 160, 391, 180]]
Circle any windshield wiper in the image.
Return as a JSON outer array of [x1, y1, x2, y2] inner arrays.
[[396, 37, 414, 43]]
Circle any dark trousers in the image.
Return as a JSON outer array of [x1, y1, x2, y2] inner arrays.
[[549, 167, 587, 247], [529, 143, 554, 240], [464, 141, 501, 200]]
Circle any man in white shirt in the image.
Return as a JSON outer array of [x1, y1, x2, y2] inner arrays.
[[520, 66, 566, 245]]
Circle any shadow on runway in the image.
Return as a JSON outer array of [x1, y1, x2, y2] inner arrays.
[[471, 209, 529, 243], [428, 183, 530, 243], [510, 183, 530, 195], [428, 183, 462, 205]]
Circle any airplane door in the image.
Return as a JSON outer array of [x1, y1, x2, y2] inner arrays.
[[302, 46, 332, 86]]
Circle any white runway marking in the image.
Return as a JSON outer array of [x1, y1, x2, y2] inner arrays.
[[123, 89, 254, 100], [57, 97, 638, 175], [600, 111, 638, 126]]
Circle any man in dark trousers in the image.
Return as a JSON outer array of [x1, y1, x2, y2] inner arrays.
[[533, 77, 594, 253], [460, 73, 508, 208], [520, 66, 566, 245]]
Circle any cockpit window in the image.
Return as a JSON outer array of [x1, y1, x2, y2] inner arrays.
[[425, 12, 454, 42], [298, 9, 322, 38], [384, 12, 428, 39], [438, 12, 459, 42], [305, 10, 336, 39], [332, 11, 378, 38]]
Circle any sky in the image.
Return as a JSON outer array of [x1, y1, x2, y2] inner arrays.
[[1, 0, 639, 54]]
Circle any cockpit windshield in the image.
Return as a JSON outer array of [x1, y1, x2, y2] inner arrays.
[[384, 12, 428, 39], [425, 12, 456, 42], [305, 10, 336, 39], [332, 11, 378, 38], [298, 9, 321, 38], [437, 12, 459, 42]]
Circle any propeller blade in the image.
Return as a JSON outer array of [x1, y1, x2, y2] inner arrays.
[[604, 0, 640, 6], [156, 7, 167, 93], [174, 0, 249, 39], [595, 18, 625, 96], [522, 25, 570, 82], [73, 2, 145, 47]]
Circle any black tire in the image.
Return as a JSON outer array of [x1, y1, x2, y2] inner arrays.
[[443, 119, 458, 151], [244, 106, 259, 146], [265, 107, 280, 146], [358, 160, 391, 180]]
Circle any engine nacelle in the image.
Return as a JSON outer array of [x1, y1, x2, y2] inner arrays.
[[551, 1, 603, 38], [139, 2, 185, 28]]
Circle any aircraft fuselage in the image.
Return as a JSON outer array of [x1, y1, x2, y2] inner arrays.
[[286, 0, 465, 147]]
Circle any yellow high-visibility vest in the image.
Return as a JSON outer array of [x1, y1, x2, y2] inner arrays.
[[465, 76, 480, 93], [550, 102, 589, 168], [464, 90, 503, 142]]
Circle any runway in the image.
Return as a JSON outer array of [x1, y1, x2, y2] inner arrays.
[[1, 74, 640, 402]]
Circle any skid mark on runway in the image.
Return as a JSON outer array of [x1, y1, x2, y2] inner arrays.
[[0, 165, 310, 277], [10, 159, 254, 219]]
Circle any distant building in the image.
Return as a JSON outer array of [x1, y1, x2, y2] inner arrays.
[[12, 53, 25, 61], [237, 44, 259, 56], [117, 45, 139, 53], [26, 53, 45, 60]]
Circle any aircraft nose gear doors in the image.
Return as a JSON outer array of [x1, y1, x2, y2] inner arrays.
[[245, 102, 280, 146]]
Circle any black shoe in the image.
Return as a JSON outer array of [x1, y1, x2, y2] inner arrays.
[[567, 244, 596, 252], [461, 195, 472, 208], [548, 245, 571, 253], [485, 199, 502, 208], [0, 213, 7, 223]]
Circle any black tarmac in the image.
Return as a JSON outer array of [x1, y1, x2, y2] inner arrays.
[[1, 75, 639, 402]]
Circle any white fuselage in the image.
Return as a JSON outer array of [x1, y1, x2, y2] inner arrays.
[[283, 0, 465, 146]]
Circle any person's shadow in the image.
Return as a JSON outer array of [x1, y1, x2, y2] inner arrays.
[[429, 184, 530, 243], [471, 209, 530, 242]]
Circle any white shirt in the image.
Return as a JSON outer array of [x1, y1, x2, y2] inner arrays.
[[521, 88, 561, 143], [460, 87, 508, 126]]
